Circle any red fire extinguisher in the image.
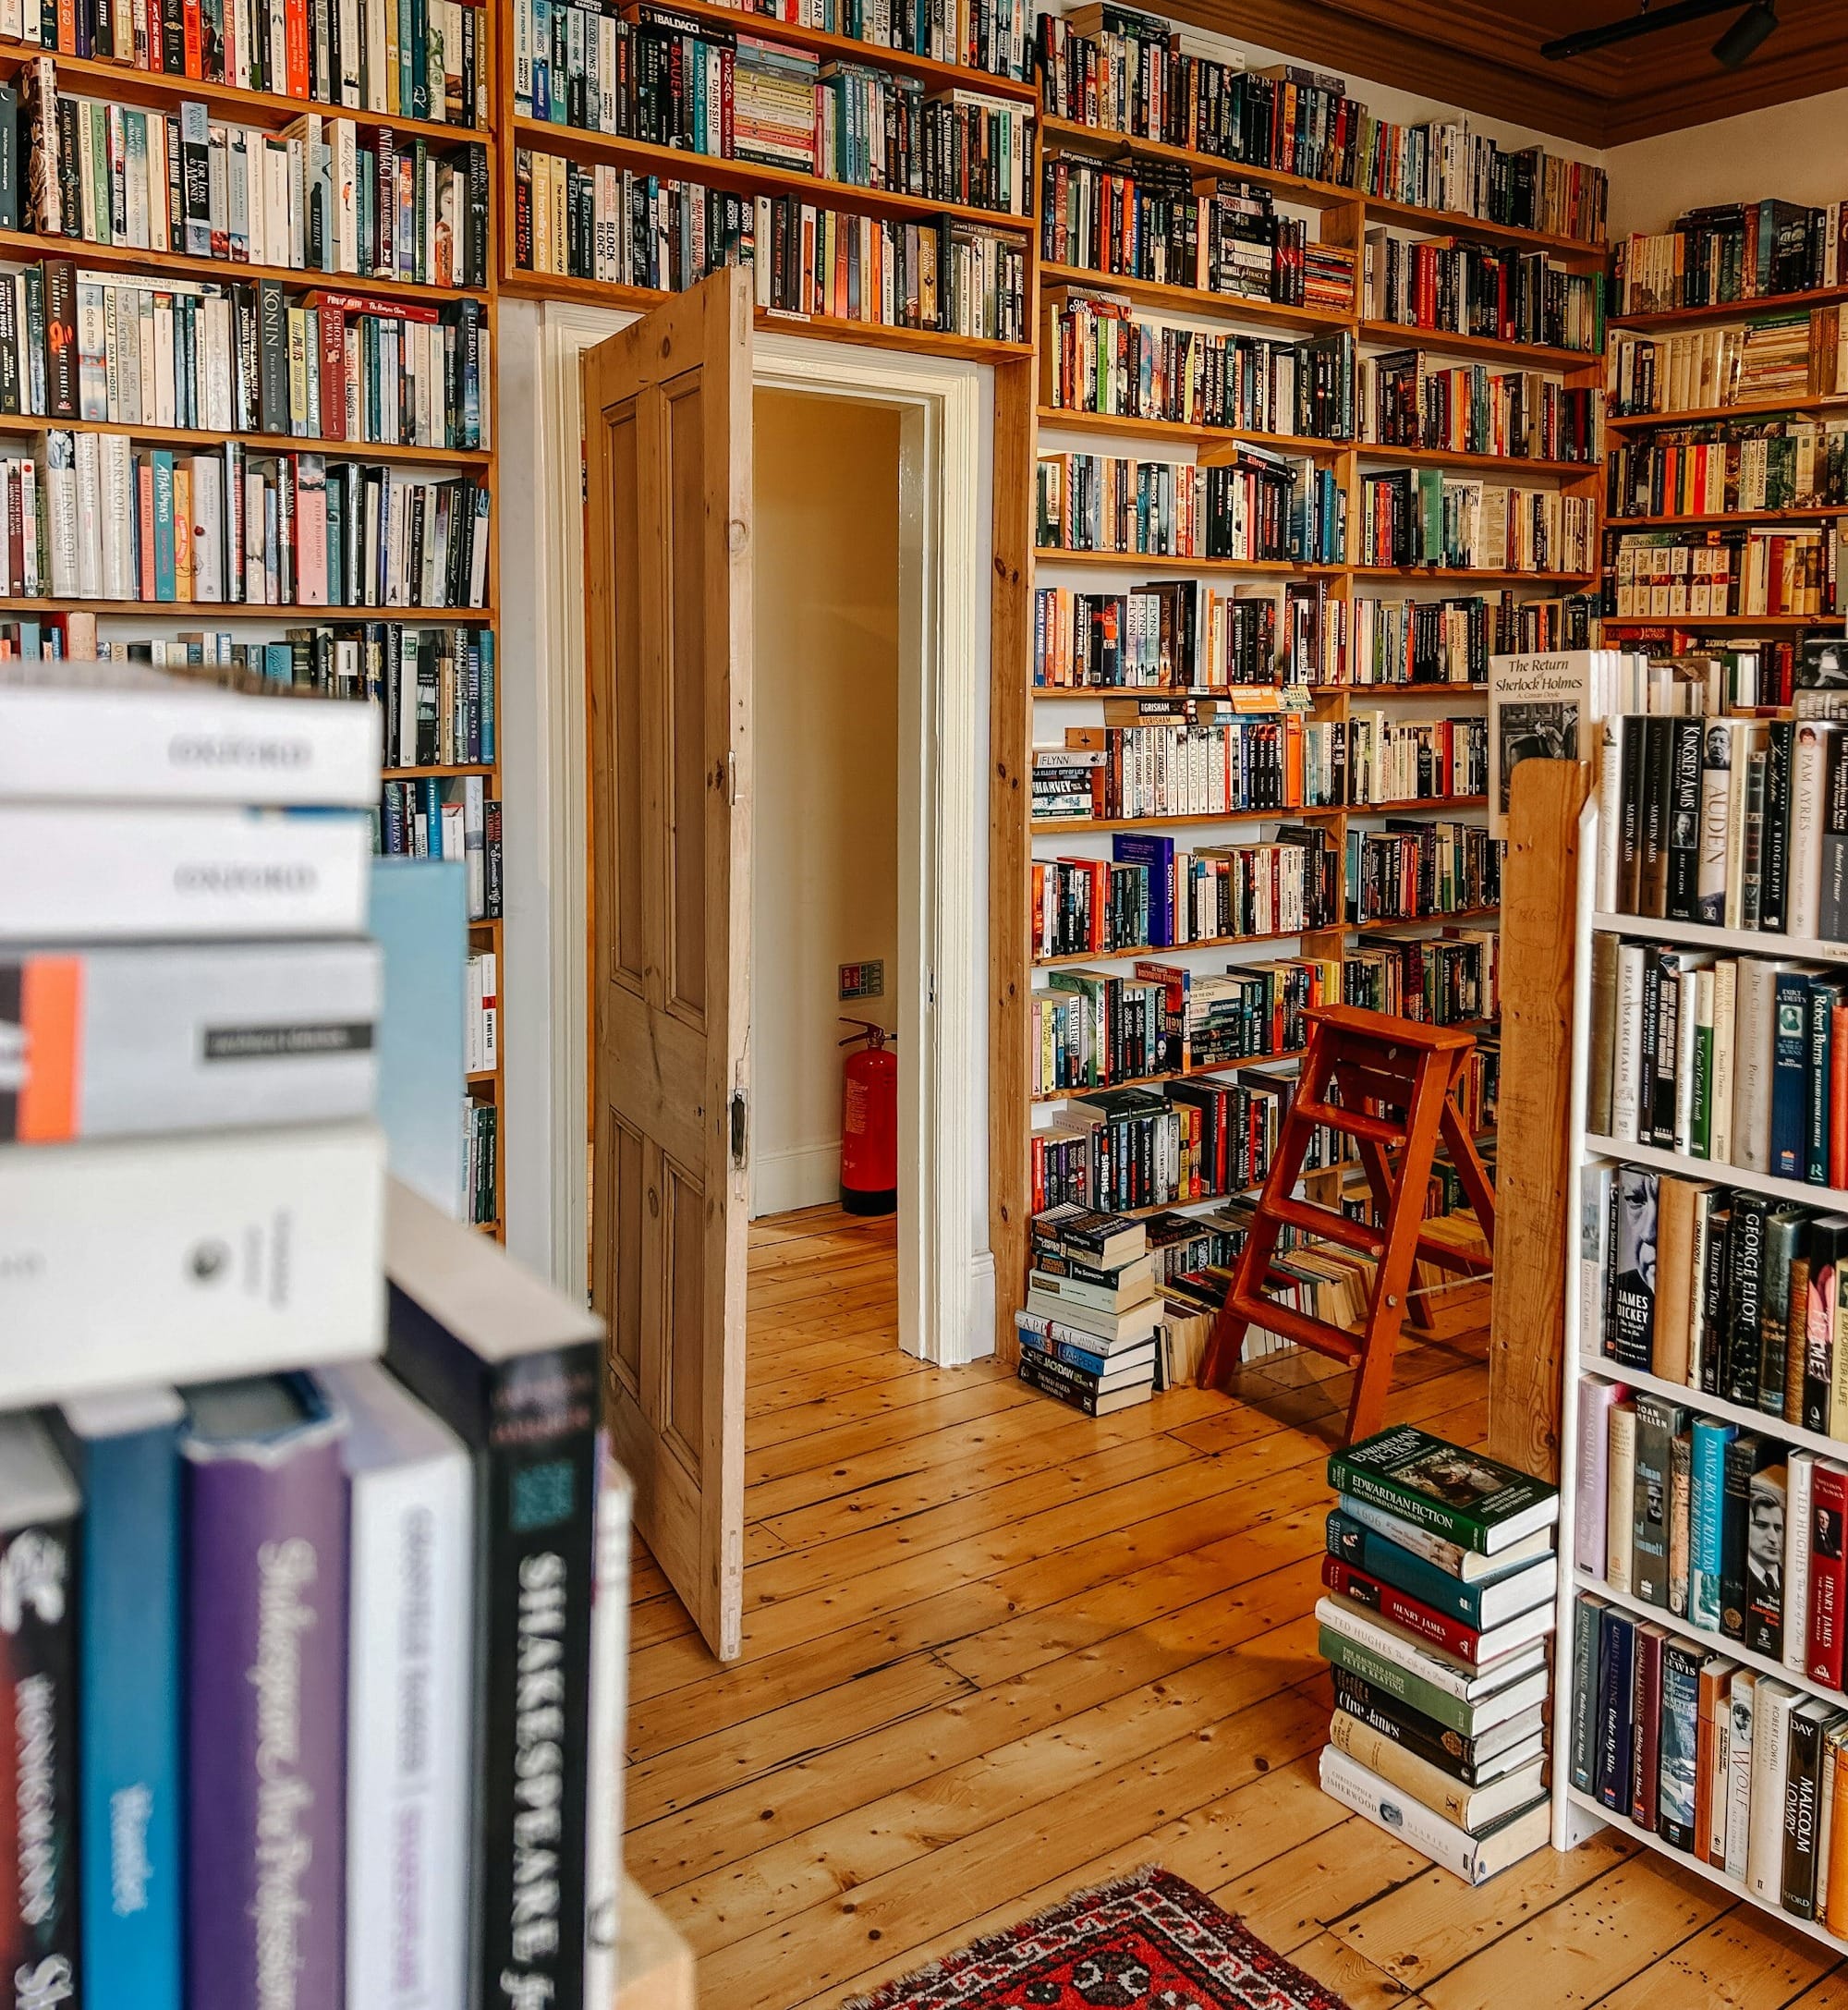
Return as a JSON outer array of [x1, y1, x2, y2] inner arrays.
[[839, 1018, 897, 1216]]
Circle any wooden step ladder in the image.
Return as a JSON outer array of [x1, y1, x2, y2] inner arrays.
[[1198, 1004, 1496, 1445]]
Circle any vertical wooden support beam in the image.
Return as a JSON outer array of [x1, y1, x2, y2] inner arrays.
[[1488, 755, 1591, 1480], [989, 355, 1036, 1362]]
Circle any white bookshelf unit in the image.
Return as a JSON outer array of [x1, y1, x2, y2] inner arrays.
[[1550, 793, 1848, 1954]]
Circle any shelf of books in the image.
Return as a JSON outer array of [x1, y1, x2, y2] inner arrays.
[[0, 20, 508, 1235], [1014, 3, 1611, 1401], [496, 0, 1039, 357], [1555, 731, 1848, 1940]]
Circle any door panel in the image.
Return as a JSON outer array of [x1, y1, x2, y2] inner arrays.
[[584, 268, 751, 1663]]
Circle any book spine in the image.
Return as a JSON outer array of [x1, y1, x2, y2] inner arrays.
[[184, 1405, 348, 2010], [75, 1414, 183, 2010], [1320, 1556, 1482, 1662], [0, 1483, 81, 2000], [1316, 1624, 1474, 1737]]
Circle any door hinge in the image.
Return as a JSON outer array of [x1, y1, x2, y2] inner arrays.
[[729, 1089, 748, 1167]]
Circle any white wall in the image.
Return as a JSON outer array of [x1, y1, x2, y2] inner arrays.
[[750, 390, 902, 1216], [1606, 91, 1848, 238]]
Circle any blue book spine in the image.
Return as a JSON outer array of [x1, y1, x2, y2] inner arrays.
[[151, 449, 176, 602], [1690, 1417, 1737, 1632], [1807, 977, 1837, 1188], [1324, 1509, 1489, 1629], [480, 628, 495, 764], [1595, 1604, 1636, 1811], [1772, 969, 1812, 1178], [76, 1409, 183, 2008], [1111, 833, 1175, 945]]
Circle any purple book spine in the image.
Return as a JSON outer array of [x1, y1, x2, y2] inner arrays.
[[184, 1409, 349, 2010]]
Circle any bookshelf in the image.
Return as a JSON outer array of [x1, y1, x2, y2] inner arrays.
[[0, 20, 508, 1239], [1550, 797, 1848, 1945], [1007, 14, 1611, 1346]]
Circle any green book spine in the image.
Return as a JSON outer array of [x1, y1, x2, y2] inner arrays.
[[1317, 1624, 1475, 1737], [1693, 1021, 1712, 1160]]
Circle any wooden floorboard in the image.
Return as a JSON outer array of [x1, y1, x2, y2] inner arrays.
[[626, 1205, 1843, 2010]]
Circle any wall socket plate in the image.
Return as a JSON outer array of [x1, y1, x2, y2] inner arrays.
[[838, 960, 884, 1001]]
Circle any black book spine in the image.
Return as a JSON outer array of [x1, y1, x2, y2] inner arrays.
[[258, 279, 288, 433], [1620, 715, 1647, 914], [1701, 1200, 1731, 1398], [1728, 1195, 1768, 1407], [1595, 1604, 1635, 1810], [1807, 1219, 1847, 1433], [1783, 1707, 1827, 1917], [1666, 717, 1703, 922], [1761, 717, 1794, 932], [384, 1296, 600, 2010], [43, 257, 76, 420]]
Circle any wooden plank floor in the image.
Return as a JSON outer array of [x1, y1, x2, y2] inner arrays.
[[627, 1204, 1845, 2009]]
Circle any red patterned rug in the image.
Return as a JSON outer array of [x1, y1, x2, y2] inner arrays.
[[837, 1868, 1351, 2009]]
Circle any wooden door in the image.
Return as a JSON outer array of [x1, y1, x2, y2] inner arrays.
[[584, 269, 751, 1663]]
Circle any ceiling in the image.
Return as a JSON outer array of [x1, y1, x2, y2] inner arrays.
[[1161, 0, 1848, 145]]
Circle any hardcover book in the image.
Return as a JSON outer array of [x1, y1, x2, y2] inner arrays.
[[182, 1374, 350, 2010], [1327, 1426, 1559, 1556]]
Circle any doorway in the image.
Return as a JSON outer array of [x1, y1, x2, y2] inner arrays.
[[748, 386, 912, 1347]]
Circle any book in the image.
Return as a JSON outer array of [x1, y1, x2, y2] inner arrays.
[[0, 656, 379, 804], [1632, 1392, 1686, 1607], [1783, 1698, 1840, 1918], [1487, 650, 1596, 841], [1576, 1376, 1623, 1578], [1747, 1679, 1801, 1905], [1786, 1450, 1818, 1678], [1324, 1510, 1557, 1631], [1319, 1557, 1554, 1668], [0, 939, 380, 1140], [1331, 1669, 1546, 1785], [1016, 1350, 1153, 1415], [182, 1374, 350, 2010], [0, 802, 372, 940], [1318, 1744, 1550, 1884], [1659, 1637, 1703, 1852], [1745, 1461, 1790, 1658], [382, 1178, 602, 2010], [1325, 1711, 1547, 1833], [1327, 1426, 1559, 1556], [583, 1440, 635, 2009], [1810, 1460, 1848, 1689], [1690, 1415, 1738, 1632], [321, 1360, 471, 2010], [1608, 1168, 1659, 1372], [0, 1413, 82, 2001], [1332, 1492, 1555, 1583], [1726, 1668, 1757, 1879], [1608, 1399, 1638, 1594], [1630, 1619, 1667, 1832], [1316, 1594, 1546, 1700], [0, 1119, 384, 1404], [54, 1389, 184, 2010]]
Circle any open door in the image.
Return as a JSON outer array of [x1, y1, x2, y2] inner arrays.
[[584, 268, 751, 1663]]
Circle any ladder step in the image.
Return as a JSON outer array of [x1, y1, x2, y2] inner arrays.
[[1265, 1195, 1387, 1257], [1413, 1234, 1492, 1276], [1294, 1098, 1408, 1148], [1227, 1291, 1364, 1365]]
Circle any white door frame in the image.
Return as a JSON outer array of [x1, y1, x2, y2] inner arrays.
[[526, 300, 990, 1366]]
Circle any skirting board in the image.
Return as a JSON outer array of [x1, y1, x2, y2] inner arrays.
[[752, 1141, 846, 1220]]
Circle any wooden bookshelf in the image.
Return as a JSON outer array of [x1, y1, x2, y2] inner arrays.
[[1006, 53, 1608, 1345], [0, 30, 510, 1241], [1609, 282, 1848, 332]]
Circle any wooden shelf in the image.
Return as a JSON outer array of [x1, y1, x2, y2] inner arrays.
[[1034, 115, 1609, 262], [1588, 908, 1848, 962], [1601, 611, 1835, 630], [498, 265, 1032, 359], [1032, 796, 1484, 834], [1356, 442, 1599, 478], [0, 410, 491, 465], [1033, 405, 1348, 455], [1358, 320, 1599, 372], [1607, 506, 1848, 529], [1609, 284, 1848, 333], [383, 762, 497, 779], [1607, 396, 1848, 432], [1341, 682, 1490, 698], [1355, 905, 1501, 932], [1347, 794, 1489, 813], [517, 0, 1036, 102], [1349, 566, 1598, 585], [1031, 1042, 1310, 1104], [466, 1067, 498, 1085], [509, 116, 1033, 234], [1032, 546, 1342, 577], [61, 598, 494, 620], [1575, 1352, 1848, 1466], [1585, 1131, 1847, 1210], [1039, 261, 1353, 333], [0, 43, 487, 142], [1034, 924, 1307, 967], [0, 225, 480, 302]]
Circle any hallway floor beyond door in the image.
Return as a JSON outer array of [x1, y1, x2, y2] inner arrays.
[[626, 1207, 1842, 2009]]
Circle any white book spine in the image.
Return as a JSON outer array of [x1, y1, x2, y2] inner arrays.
[[1317, 1747, 1537, 1886], [1733, 957, 1780, 1174], [0, 1120, 383, 1403], [73, 429, 103, 599], [1710, 958, 1740, 1167], [1791, 723, 1830, 941], [1724, 1671, 1756, 1880], [343, 1434, 471, 2010], [0, 684, 378, 804], [582, 1443, 633, 2007], [1786, 1452, 1817, 1678], [191, 455, 224, 604], [1312, 1597, 1522, 1703], [1672, 967, 1700, 1152], [100, 433, 134, 600], [46, 442, 79, 598], [1611, 944, 1646, 1144], [1607, 1402, 1635, 1594], [0, 804, 371, 938], [1575, 1372, 1615, 1578], [1746, 1679, 1797, 1902], [1597, 717, 1623, 913]]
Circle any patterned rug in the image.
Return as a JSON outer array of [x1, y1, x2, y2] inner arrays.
[[838, 1868, 1351, 2009]]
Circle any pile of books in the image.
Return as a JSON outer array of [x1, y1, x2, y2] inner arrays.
[[1316, 1425, 1561, 1885], [0, 663, 623, 2006], [1571, 1585, 1848, 1931], [1015, 1204, 1161, 1413]]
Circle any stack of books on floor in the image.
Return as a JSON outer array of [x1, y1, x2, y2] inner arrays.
[[1316, 1426, 1561, 1885], [0, 663, 625, 2007], [1015, 1204, 1161, 1413]]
